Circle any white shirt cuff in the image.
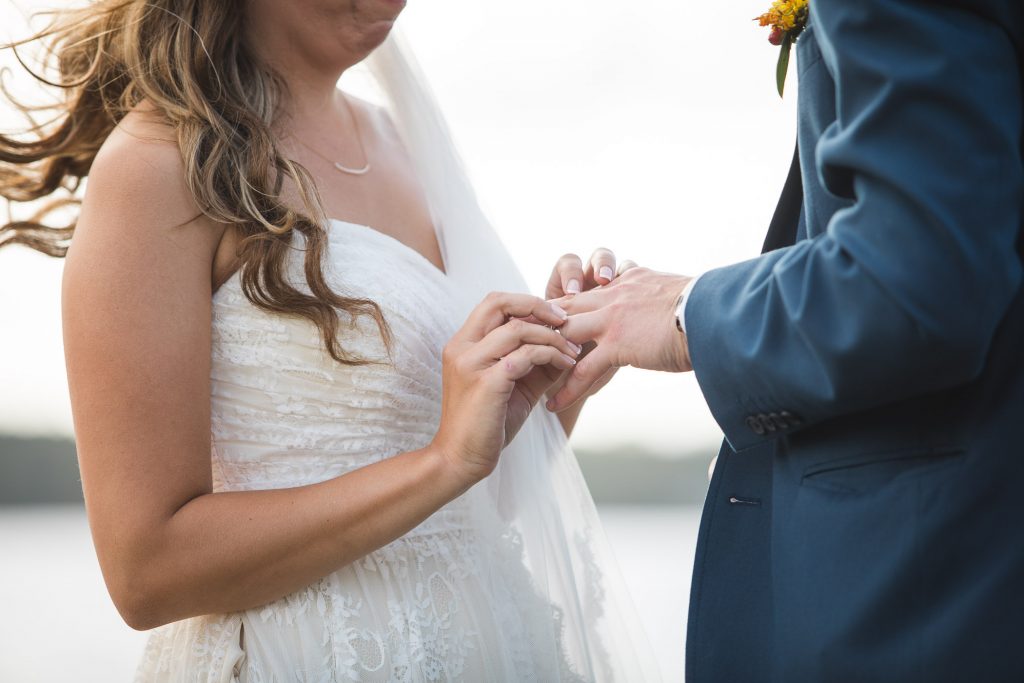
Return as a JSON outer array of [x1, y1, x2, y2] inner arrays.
[[677, 273, 703, 335]]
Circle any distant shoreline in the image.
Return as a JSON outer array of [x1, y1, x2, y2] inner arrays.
[[0, 434, 715, 506]]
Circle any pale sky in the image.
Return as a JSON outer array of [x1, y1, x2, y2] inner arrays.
[[0, 0, 797, 454]]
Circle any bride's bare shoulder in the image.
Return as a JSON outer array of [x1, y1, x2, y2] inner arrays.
[[74, 99, 228, 285], [86, 100, 204, 229]]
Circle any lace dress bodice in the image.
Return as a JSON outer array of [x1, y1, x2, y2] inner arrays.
[[133, 219, 584, 683], [208, 219, 457, 496]]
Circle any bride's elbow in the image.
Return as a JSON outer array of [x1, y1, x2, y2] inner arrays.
[[109, 572, 173, 631], [103, 548, 185, 631], [118, 599, 163, 632]]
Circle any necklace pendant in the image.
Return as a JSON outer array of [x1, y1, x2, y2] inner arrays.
[[334, 161, 371, 176]]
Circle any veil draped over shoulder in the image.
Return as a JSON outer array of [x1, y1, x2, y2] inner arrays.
[[358, 30, 662, 683], [1, 0, 662, 672]]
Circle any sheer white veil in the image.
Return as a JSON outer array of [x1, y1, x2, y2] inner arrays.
[[356, 30, 662, 682], [0, 0, 663, 671]]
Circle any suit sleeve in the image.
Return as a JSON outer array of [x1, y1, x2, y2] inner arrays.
[[685, 0, 1024, 452]]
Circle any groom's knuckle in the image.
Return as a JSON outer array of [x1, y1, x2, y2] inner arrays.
[[616, 279, 638, 293], [603, 312, 626, 341], [613, 282, 638, 302], [607, 298, 628, 317]]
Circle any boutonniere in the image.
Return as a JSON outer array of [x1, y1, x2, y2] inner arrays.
[[755, 0, 809, 97]]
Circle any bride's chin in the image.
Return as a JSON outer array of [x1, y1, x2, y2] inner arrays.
[[359, 18, 397, 48]]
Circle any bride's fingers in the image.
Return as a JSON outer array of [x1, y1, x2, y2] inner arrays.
[[469, 319, 581, 368], [546, 253, 585, 299], [546, 344, 617, 412], [489, 344, 577, 384], [458, 292, 568, 342], [616, 259, 639, 276], [586, 248, 617, 286]]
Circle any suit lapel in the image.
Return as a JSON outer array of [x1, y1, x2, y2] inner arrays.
[[761, 141, 803, 254]]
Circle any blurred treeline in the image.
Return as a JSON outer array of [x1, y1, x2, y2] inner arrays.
[[0, 434, 713, 506]]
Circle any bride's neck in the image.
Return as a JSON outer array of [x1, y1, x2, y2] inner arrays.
[[244, 39, 357, 132], [274, 76, 348, 133]]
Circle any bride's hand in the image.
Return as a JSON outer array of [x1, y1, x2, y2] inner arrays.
[[545, 247, 637, 298], [431, 292, 582, 485], [542, 249, 639, 407]]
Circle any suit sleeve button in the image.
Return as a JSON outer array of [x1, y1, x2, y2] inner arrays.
[[780, 410, 803, 427], [769, 412, 789, 430], [746, 415, 766, 435]]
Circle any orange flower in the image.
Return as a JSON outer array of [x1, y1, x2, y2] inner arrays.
[[754, 0, 809, 97]]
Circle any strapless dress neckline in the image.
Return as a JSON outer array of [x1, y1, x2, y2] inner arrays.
[[213, 217, 448, 302]]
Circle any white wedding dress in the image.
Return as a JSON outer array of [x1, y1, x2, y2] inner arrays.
[[135, 219, 585, 682], [133, 31, 659, 683]]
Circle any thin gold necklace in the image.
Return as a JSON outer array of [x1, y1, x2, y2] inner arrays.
[[289, 93, 371, 176]]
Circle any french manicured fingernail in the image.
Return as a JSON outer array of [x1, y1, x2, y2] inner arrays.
[[566, 340, 582, 355], [566, 279, 581, 294], [546, 398, 557, 411], [599, 266, 614, 280], [550, 303, 568, 320], [562, 354, 577, 366]]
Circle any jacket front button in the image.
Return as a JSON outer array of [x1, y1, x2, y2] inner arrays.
[[746, 415, 766, 435]]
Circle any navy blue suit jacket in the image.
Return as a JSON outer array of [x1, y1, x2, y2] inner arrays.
[[685, 1, 1024, 680]]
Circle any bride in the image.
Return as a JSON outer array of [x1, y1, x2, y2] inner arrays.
[[1, 1, 658, 681]]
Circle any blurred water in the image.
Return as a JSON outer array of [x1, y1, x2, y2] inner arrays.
[[0, 505, 700, 682]]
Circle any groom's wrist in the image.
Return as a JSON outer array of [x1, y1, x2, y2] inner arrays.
[[674, 273, 704, 336], [665, 275, 695, 373]]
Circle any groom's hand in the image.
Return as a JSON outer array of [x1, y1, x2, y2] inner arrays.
[[546, 267, 693, 412]]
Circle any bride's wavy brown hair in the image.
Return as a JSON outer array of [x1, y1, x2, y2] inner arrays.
[[0, 0, 391, 365]]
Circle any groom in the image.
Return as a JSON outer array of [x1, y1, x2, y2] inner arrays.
[[548, 0, 1024, 680]]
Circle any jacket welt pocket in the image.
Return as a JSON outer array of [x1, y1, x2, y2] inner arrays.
[[801, 447, 966, 495]]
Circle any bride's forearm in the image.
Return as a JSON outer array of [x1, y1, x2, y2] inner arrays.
[[118, 445, 470, 631]]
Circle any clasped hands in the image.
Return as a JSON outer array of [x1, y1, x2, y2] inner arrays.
[[540, 248, 694, 412], [430, 247, 693, 488]]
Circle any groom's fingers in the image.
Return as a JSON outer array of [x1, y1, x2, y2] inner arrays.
[[555, 311, 606, 348], [586, 248, 617, 286], [547, 345, 617, 412], [547, 253, 585, 299], [552, 287, 614, 317]]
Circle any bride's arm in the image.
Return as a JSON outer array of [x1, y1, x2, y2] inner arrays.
[[64, 119, 578, 632]]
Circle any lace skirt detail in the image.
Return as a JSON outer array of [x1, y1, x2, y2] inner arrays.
[[133, 523, 586, 683]]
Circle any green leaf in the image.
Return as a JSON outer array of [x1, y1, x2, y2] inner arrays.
[[776, 35, 793, 98]]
